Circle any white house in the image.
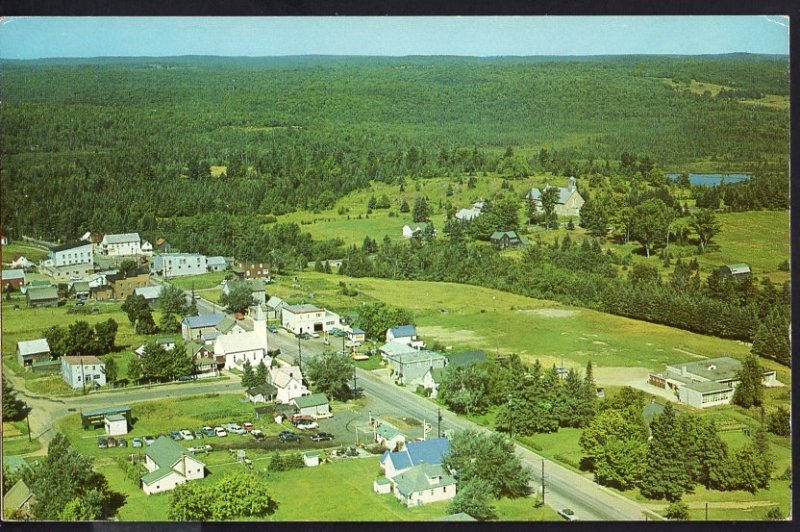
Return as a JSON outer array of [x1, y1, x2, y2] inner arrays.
[[380, 437, 451, 479], [282, 304, 341, 335], [46, 241, 94, 268], [206, 256, 227, 272], [11, 256, 35, 270], [140, 240, 153, 256], [390, 463, 457, 507], [374, 419, 407, 451], [527, 177, 585, 217], [104, 414, 129, 436], [386, 349, 448, 386], [402, 223, 429, 238], [222, 279, 266, 305], [61, 355, 106, 389], [150, 253, 208, 277], [268, 363, 309, 404], [385, 325, 424, 349], [214, 306, 270, 370], [291, 393, 331, 418], [265, 296, 287, 321], [141, 436, 206, 495], [100, 233, 142, 256]]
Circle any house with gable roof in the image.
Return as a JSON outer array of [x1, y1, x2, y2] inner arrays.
[[100, 233, 142, 257], [17, 338, 51, 368], [385, 325, 424, 348], [214, 305, 270, 370], [141, 436, 206, 495], [390, 463, 457, 507], [379, 437, 450, 479], [422, 351, 488, 398], [527, 176, 585, 217], [268, 362, 309, 404], [181, 313, 227, 342]]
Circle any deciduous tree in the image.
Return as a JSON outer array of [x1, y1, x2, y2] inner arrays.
[[447, 478, 497, 521], [304, 350, 354, 401], [220, 282, 256, 314], [732, 353, 764, 409], [689, 209, 722, 251]]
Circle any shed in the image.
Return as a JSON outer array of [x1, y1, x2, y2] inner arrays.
[[373, 477, 392, 494], [26, 285, 59, 308], [70, 281, 91, 299], [303, 452, 320, 467], [81, 406, 132, 429], [17, 338, 51, 368], [2, 269, 26, 290], [719, 263, 751, 280], [104, 413, 129, 436], [291, 393, 331, 418]]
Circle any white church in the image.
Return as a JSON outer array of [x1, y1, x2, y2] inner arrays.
[[214, 305, 271, 370]]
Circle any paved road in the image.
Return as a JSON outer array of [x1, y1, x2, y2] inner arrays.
[[266, 328, 660, 521]]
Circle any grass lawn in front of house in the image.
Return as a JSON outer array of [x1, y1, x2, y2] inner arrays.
[[1, 242, 49, 263], [167, 272, 229, 291]]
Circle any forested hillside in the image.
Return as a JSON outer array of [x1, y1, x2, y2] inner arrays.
[[0, 54, 789, 244]]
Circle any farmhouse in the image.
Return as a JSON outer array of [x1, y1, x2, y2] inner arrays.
[[719, 263, 751, 280], [385, 325, 424, 349], [246, 383, 278, 404], [282, 304, 340, 335], [26, 285, 59, 308], [222, 279, 266, 305], [648, 356, 778, 409], [402, 223, 429, 238], [185, 341, 219, 375], [100, 233, 142, 256], [390, 463, 457, 507], [182, 313, 226, 342], [291, 393, 331, 418], [268, 363, 309, 404], [61, 355, 106, 389], [528, 177, 585, 217], [206, 256, 227, 272], [213, 306, 270, 369], [2, 269, 26, 291], [17, 339, 51, 368], [422, 351, 488, 398], [490, 230, 522, 250], [386, 349, 448, 386], [150, 253, 208, 277], [380, 437, 450, 479], [141, 436, 206, 495]]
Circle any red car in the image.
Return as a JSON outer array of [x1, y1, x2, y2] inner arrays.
[[242, 422, 255, 432]]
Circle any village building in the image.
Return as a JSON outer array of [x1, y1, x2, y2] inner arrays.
[[104, 414, 129, 436], [69, 281, 91, 299], [11, 256, 35, 270], [134, 337, 178, 357], [386, 349, 448, 386], [282, 304, 341, 335], [373, 418, 407, 450], [379, 340, 419, 359], [648, 356, 778, 409], [268, 363, 309, 404], [134, 285, 164, 307], [237, 261, 271, 279], [150, 253, 208, 277], [213, 306, 270, 370], [528, 177, 585, 217], [222, 279, 266, 305], [2, 269, 26, 291], [3, 480, 34, 519], [45, 241, 94, 269], [422, 351, 488, 398], [291, 393, 331, 418], [379, 437, 451, 479], [108, 271, 151, 300], [181, 313, 227, 342], [385, 325, 425, 349], [140, 240, 153, 256], [206, 256, 227, 272], [61, 355, 106, 389], [25, 285, 59, 308], [246, 383, 278, 404], [719, 263, 752, 280], [215, 315, 248, 336], [17, 339, 51, 368], [390, 463, 457, 507], [265, 296, 287, 321], [141, 436, 206, 495], [155, 238, 172, 253], [185, 341, 219, 375], [402, 223, 430, 238], [100, 233, 142, 256], [348, 327, 366, 345], [490, 230, 522, 250]]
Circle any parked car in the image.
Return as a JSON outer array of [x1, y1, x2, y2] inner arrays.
[[106, 437, 118, 448], [193, 429, 205, 439], [279, 431, 300, 443], [296, 420, 319, 430], [143, 435, 156, 446], [310, 432, 334, 442], [117, 438, 128, 447], [178, 375, 193, 382], [169, 431, 183, 441], [268, 325, 279, 333], [291, 414, 314, 425], [226, 423, 246, 435], [310, 332, 320, 338], [242, 422, 255, 432], [558, 509, 578, 521], [251, 429, 266, 440], [97, 436, 108, 449], [202, 426, 216, 437], [180, 429, 195, 440], [214, 427, 228, 437], [132, 438, 143, 448]]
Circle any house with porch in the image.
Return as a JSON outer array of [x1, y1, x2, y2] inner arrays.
[[385, 325, 424, 349], [141, 436, 206, 495], [268, 363, 309, 404]]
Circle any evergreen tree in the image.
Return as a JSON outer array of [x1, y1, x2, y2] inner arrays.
[[766, 406, 790, 437], [2, 376, 23, 421], [751, 308, 790, 365], [640, 403, 694, 501], [241, 360, 257, 389], [255, 361, 268, 384], [732, 353, 764, 408], [104, 356, 118, 386], [447, 478, 497, 521], [412, 196, 430, 222], [400, 199, 410, 213]]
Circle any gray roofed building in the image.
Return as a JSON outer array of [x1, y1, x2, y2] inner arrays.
[[206, 256, 227, 272], [17, 338, 51, 367], [719, 263, 751, 279], [527, 177, 584, 217], [285, 303, 323, 313], [26, 285, 59, 308], [183, 313, 226, 329], [135, 285, 163, 303], [102, 232, 140, 244]]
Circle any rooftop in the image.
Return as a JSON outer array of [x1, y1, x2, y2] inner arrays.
[[135, 286, 163, 300], [247, 383, 278, 397], [292, 393, 329, 408], [392, 463, 456, 496], [666, 356, 745, 382], [182, 313, 226, 329], [146, 435, 202, 471], [207, 256, 227, 266], [62, 355, 104, 366], [50, 241, 92, 253], [26, 286, 58, 300], [381, 437, 450, 471], [379, 340, 419, 357], [284, 303, 323, 313], [103, 233, 141, 244], [389, 324, 417, 338], [447, 351, 488, 368], [215, 331, 266, 354], [17, 338, 50, 356], [2, 269, 25, 280], [387, 350, 446, 365]]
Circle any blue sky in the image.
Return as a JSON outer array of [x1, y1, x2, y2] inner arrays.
[[0, 16, 789, 59]]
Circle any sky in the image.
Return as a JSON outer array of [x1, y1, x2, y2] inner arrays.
[[0, 16, 790, 59]]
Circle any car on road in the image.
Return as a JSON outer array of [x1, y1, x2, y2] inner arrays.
[[242, 422, 255, 432], [251, 429, 266, 440], [201, 426, 216, 437], [226, 423, 246, 435], [143, 435, 156, 446], [558, 509, 578, 521], [310, 332, 320, 338], [310, 432, 334, 442], [279, 431, 300, 443], [268, 325, 279, 333], [180, 429, 195, 440], [214, 427, 228, 437], [169, 431, 183, 441], [132, 438, 143, 448]]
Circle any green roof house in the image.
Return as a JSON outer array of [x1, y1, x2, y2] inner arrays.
[[390, 463, 457, 507], [26, 285, 59, 308], [141, 436, 206, 495], [291, 393, 331, 418]]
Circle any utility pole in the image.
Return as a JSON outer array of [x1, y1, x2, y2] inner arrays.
[[705, 503, 708, 521], [297, 334, 302, 373], [80, 356, 86, 394], [437, 408, 442, 438], [25, 403, 31, 442]]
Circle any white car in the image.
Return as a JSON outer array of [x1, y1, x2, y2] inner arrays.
[[226, 423, 246, 435], [296, 420, 319, 430], [180, 429, 195, 440], [214, 427, 227, 437], [558, 508, 578, 521], [310, 332, 320, 338]]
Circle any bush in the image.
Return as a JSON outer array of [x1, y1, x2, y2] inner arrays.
[[263, 215, 277, 223], [777, 259, 789, 271], [764, 506, 784, 521], [778, 466, 791, 481], [267, 452, 304, 472], [664, 500, 690, 520]]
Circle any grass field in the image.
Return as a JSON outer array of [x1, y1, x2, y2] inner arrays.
[[167, 271, 229, 290], [1, 242, 49, 263], [262, 272, 790, 386]]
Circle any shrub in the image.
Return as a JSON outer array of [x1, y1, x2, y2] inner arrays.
[[764, 506, 784, 521], [664, 500, 690, 520]]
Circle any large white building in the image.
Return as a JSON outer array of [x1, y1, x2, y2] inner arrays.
[[61, 355, 106, 389], [141, 436, 206, 495], [281, 304, 340, 335], [150, 253, 208, 277], [100, 233, 142, 256], [214, 306, 270, 370], [45, 242, 94, 269]]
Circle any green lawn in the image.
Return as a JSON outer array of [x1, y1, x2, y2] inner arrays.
[[1, 242, 48, 263], [2, 436, 41, 456], [168, 272, 228, 290]]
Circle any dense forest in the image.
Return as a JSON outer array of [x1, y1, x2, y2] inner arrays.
[[0, 54, 789, 243]]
